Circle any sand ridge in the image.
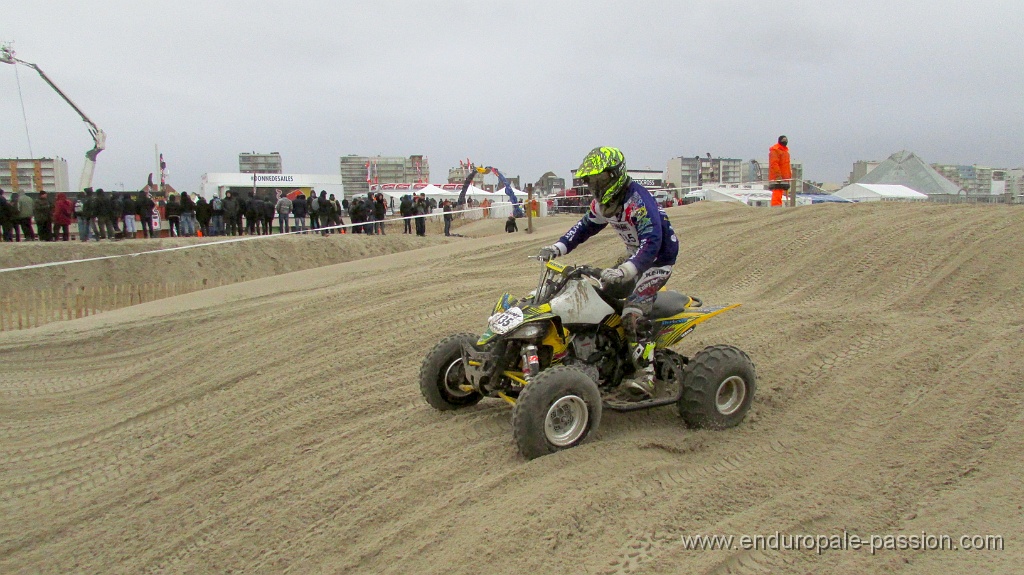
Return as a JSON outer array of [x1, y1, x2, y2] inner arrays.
[[1, 202, 1022, 574]]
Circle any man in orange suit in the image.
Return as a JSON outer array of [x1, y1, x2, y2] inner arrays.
[[769, 135, 791, 207]]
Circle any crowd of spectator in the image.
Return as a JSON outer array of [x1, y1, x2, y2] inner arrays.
[[0, 188, 465, 242], [0, 186, 160, 242]]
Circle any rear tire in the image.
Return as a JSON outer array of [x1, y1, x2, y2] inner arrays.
[[678, 345, 756, 429], [419, 333, 483, 411], [512, 366, 602, 460]]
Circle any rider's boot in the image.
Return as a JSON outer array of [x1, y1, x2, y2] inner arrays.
[[623, 340, 656, 397], [619, 309, 656, 398]]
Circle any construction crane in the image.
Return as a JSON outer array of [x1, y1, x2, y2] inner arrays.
[[750, 159, 763, 182], [1, 44, 106, 193]]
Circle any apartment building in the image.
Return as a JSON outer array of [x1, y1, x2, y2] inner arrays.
[[0, 157, 70, 194], [341, 155, 428, 197]]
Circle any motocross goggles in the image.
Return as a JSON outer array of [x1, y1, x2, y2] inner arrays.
[[583, 171, 614, 202]]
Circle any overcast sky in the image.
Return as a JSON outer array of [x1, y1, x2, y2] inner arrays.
[[3, 1, 1023, 193]]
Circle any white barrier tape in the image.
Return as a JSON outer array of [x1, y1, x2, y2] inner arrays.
[[0, 204, 510, 274]]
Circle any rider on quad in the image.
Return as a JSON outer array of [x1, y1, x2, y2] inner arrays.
[[539, 147, 679, 397]]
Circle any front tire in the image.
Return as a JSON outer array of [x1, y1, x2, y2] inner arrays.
[[419, 333, 483, 411], [512, 366, 602, 460], [678, 345, 756, 429]]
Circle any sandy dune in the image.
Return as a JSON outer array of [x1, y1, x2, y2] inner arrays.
[[1, 202, 1022, 574]]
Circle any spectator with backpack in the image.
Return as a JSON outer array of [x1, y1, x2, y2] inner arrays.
[[75, 188, 93, 241], [210, 194, 225, 236], [276, 192, 293, 234]]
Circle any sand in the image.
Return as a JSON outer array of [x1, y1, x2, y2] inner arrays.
[[1, 202, 1022, 574]]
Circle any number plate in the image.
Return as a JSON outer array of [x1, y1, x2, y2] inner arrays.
[[488, 307, 524, 334]]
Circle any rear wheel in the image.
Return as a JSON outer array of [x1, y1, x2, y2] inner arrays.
[[419, 333, 483, 410], [678, 345, 756, 429], [512, 366, 602, 460]]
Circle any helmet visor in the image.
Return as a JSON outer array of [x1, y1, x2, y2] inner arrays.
[[584, 171, 614, 201]]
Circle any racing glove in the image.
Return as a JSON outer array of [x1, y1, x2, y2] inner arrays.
[[538, 244, 564, 261], [601, 263, 637, 285]]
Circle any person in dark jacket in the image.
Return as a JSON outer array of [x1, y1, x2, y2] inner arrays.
[[505, 214, 518, 233], [222, 192, 240, 236], [399, 195, 413, 234], [0, 189, 15, 242], [195, 196, 212, 237], [245, 192, 262, 235], [110, 193, 123, 233], [75, 188, 94, 241], [442, 200, 453, 236], [52, 192, 74, 241], [317, 191, 331, 235], [348, 197, 362, 234], [179, 192, 196, 236], [414, 193, 428, 236], [373, 193, 387, 235], [333, 195, 345, 232], [262, 194, 275, 235], [93, 188, 115, 240], [137, 191, 156, 238], [33, 191, 54, 241], [292, 193, 307, 233], [165, 194, 182, 237], [307, 191, 319, 233], [120, 193, 137, 238]]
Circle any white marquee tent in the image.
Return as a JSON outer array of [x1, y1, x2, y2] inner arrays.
[[369, 183, 528, 218], [834, 183, 928, 202]]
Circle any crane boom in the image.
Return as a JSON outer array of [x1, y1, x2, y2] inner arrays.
[[2, 45, 106, 192]]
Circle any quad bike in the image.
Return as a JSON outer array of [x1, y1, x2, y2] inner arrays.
[[419, 258, 756, 460]]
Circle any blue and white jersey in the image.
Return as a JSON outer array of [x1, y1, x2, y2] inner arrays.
[[555, 180, 678, 275]]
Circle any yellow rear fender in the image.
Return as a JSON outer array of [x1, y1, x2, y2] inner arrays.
[[654, 303, 741, 348]]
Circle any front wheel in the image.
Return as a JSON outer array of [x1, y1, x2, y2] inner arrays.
[[678, 345, 756, 429], [419, 333, 483, 411], [512, 366, 602, 460]]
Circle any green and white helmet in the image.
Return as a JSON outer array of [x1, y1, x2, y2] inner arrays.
[[576, 147, 629, 209]]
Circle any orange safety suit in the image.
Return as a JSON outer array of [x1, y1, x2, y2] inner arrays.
[[769, 142, 791, 206]]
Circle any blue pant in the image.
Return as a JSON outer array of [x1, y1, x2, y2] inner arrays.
[[77, 216, 91, 241], [278, 214, 290, 233], [180, 213, 196, 236]]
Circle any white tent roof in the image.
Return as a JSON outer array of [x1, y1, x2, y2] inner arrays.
[[835, 183, 928, 202], [857, 150, 961, 196]]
